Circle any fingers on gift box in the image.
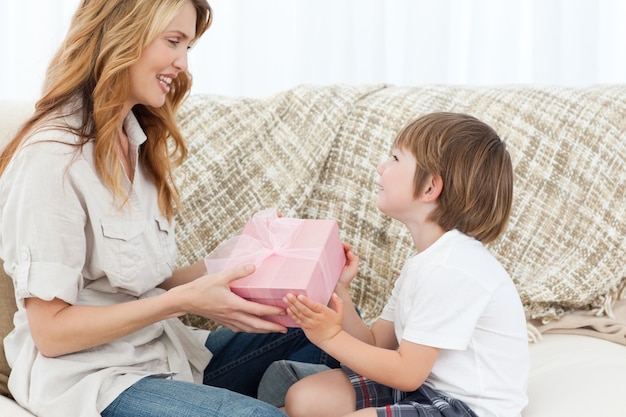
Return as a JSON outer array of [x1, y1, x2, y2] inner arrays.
[[204, 209, 347, 327]]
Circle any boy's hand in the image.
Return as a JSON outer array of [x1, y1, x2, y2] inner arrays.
[[337, 244, 358, 288], [284, 293, 344, 347]]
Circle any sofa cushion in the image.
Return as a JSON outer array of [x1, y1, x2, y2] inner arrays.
[[524, 333, 626, 417], [1, 266, 16, 398]]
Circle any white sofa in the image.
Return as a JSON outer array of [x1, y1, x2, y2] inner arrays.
[[1, 333, 625, 417], [2, 85, 626, 416]]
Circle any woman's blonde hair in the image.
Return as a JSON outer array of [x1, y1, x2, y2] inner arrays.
[[0, 0, 212, 220], [393, 112, 513, 244]]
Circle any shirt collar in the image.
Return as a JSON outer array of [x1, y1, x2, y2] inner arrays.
[[123, 111, 148, 147]]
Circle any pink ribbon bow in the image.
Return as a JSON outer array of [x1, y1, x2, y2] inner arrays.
[[204, 208, 320, 274]]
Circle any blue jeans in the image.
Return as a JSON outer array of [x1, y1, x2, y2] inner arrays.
[[258, 360, 332, 407], [102, 327, 338, 417], [101, 376, 286, 417]]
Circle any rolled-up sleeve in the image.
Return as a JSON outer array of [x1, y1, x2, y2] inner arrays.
[[1, 139, 87, 306]]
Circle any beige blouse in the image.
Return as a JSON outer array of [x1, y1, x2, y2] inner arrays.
[[0, 110, 212, 417]]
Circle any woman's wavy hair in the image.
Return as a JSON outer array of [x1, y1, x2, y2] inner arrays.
[[393, 112, 513, 244], [0, 0, 212, 220]]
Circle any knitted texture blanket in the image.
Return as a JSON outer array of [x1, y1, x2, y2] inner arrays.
[[174, 84, 626, 336]]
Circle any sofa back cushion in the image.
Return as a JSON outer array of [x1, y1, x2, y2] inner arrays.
[[0, 101, 32, 399], [0, 100, 33, 149], [0, 266, 16, 397]]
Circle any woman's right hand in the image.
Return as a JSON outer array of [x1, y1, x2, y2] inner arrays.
[[174, 264, 288, 334]]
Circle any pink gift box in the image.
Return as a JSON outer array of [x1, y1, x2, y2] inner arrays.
[[204, 209, 346, 327]]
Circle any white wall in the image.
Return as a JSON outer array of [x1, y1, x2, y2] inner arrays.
[[2, 0, 625, 101]]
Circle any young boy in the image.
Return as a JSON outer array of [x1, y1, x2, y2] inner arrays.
[[282, 112, 529, 417]]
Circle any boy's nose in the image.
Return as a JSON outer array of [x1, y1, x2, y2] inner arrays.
[[376, 161, 385, 175]]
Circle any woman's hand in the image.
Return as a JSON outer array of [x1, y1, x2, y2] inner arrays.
[[176, 264, 288, 334], [284, 292, 344, 348]]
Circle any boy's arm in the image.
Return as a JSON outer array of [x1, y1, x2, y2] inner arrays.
[[331, 285, 400, 350], [285, 293, 438, 391], [330, 245, 378, 345], [328, 327, 438, 391], [332, 283, 375, 345]]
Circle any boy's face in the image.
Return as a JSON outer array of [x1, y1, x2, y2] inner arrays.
[[376, 147, 419, 220]]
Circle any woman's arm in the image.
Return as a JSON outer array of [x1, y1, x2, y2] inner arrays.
[[26, 295, 182, 358], [159, 258, 207, 290], [27, 264, 288, 358]]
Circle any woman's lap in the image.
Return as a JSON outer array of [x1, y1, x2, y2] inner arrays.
[[101, 375, 286, 417], [103, 327, 338, 416]]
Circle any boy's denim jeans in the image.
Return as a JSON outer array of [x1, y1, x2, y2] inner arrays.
[[102, 327, 337, 417], [258, 360, 332, 407]]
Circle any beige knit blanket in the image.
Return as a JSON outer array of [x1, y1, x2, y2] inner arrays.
[[174, 84, 626, 343], [529, 300, 626, 346]]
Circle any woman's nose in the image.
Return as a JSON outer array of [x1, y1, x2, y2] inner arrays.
[[174, 51, 188, 72]]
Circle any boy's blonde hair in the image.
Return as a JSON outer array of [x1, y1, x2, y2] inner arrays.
[[0, 0, 213, 221], [393, 112, 513, 244]]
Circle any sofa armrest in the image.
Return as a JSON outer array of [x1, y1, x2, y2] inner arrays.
[[0, 100, 34, 150]]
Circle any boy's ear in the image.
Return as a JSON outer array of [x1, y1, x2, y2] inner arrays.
[[421, 175, 443, 203]]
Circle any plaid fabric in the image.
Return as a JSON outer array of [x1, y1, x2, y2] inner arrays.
[[175, 84, 626, 330], [343, 366, 477, 417], [346, 367, 393, 409]]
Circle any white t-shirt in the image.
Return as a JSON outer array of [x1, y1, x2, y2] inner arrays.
[[0, 110, 212, 417], [380, 229, 529, 417]]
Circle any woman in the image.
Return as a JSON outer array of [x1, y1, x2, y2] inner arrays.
[[0, 1, 338, 416]]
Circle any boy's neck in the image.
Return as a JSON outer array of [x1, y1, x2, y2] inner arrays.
[[407, 221, 447, 253]]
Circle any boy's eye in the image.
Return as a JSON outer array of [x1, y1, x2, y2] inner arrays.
[[392, 154, 399, 161]]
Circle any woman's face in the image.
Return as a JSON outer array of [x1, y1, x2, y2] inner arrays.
[[127, 1, 197, 111]]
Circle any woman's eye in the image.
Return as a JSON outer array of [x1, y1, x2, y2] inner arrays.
[[392, 154, 399, 161], [168, 39, 180, 46]]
